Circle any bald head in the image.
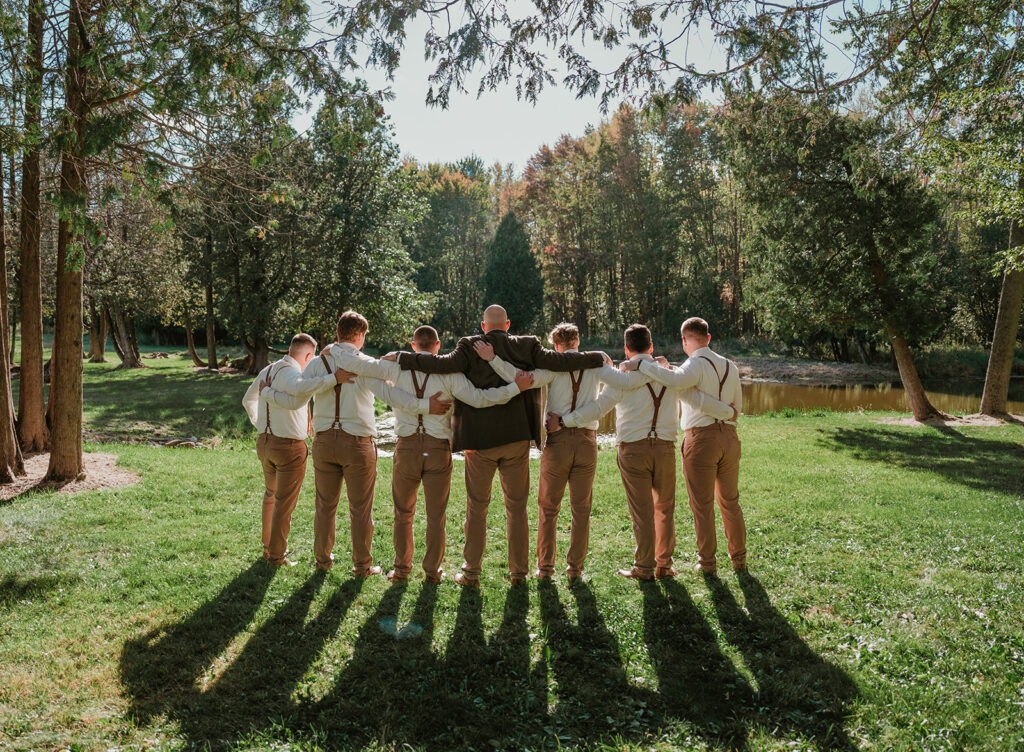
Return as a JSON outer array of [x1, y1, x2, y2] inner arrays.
[[481, 305, 510, 333]]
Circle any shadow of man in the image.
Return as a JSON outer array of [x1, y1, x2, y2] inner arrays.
[[537, 579, 663, 745], [643, 579, 754, 749], [120, 561, 365, 749], [706, 572, 859, 751]]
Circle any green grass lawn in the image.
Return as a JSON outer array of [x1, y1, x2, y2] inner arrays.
[[1, 356, 1022, 751]]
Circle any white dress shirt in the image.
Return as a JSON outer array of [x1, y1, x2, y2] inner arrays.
[[488, 351, 648, 430], [243, 355, 326, 440], [638, 346, 742, 429], [331, 353, 523, 441], [561, 353, 734, 444], [264, 342, 429, 437]]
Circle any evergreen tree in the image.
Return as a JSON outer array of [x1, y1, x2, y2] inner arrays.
[[483, 211, 544, 334]]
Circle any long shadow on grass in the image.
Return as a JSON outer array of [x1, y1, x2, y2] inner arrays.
[[821, 426, 1024, 497], [706, 572, 859, 751], [120, 560, 364, 748]]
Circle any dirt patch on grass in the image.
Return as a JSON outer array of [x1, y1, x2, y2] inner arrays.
[[872, 413, 1024, 427], [735, 356, 897, 385], [0, 452, 140, 502]]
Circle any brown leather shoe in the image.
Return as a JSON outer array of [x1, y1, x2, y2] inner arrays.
[[509, 574, 527, 587], [270, 558, 297, 568], [617, 567, 654, 582], [386, 569, 409, 582], [655, 566, 678, 579], [533, 569, 552, 580], [566, 569, 583, 584], [454, 572, 479, 588], [354, 565, 382, 578], [424, 570, 444, 584]]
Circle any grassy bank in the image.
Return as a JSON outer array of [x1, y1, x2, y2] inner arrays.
[[1, 357, 1022, 751]]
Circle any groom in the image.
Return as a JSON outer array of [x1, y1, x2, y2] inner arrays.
[[395, 305, 605, 586]]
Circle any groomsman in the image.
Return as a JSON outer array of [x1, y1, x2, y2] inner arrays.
[[265, 311, 450, 575], [624, 317, 746, 575], [473, 323, 646, 582], [396, 305, 604, 587], [331, 325, 536, 583], [549, 324, 734, 581], [242, 333, 342, 566]]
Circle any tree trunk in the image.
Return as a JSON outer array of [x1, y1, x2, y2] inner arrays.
[[16, 0, 48, 452], [979, 217, 1024, 416], [864, 243, 946, 421], [46, 0, 88, 482], [204, 230, 217, 369], [86, 296, 107, 362], [245, 335, 269, 375], [106, 304, 143, 369], [9, 319, 16, 365], [0, 145, 26, 481], [183, 311, 205, 367]]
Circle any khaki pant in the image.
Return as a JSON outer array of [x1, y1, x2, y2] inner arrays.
[[616, 438, 676, 576], [683, 423, 745, 572], [537, 428, 598, 576], [256, 433, 308, 564], [463, 440, 531, 578], [311, 428, 377, 572], [392, 433, 453, 577]]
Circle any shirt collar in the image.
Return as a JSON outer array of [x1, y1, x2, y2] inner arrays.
[[337, 341, 360, 353], [281, 354, 299, 368], [629, 353, 654, 362], [691, 346, 712, 359]]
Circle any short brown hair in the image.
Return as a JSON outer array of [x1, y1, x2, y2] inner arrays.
[[289, 332, 317, 353], [412, 325, 439, 349], [336, 310, 369, 342], [548, 323, 579, 348], [681, 317, 710, 339], [624, 324, 652, 354]]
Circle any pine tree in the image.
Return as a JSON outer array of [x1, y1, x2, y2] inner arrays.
[[483, 212, 544, 334]]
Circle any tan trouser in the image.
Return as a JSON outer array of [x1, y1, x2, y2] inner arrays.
[[462, 440, 531, 578], [392, 433, 453, 577], [616, 438, 676, 576], [537, 428, 598, 576], [256, 434, 308, 563], [683, 423, 745, 572], [311, 428, 377, 572]]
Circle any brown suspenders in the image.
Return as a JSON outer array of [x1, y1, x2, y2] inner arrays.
[[568, 370, 584, 412], [410, 370, 430, 434], [261, 363, 280, 436], [645, 382, 667, 440], [320, 353, 343, 430], [697, 355, 731, 422]]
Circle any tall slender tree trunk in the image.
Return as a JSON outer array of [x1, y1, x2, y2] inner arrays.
[[46, 0, 88, 482], [979, 215, 1024, 416], [183, 311, 205, 367], [245, 335, 269, 375], [86, 296, 107, 362], [106, 304, 143, 369], [865, 242, 946, 421], [17, 0, 47, 452], [0, 148, 26, 481], [204, 230, 217, 369]]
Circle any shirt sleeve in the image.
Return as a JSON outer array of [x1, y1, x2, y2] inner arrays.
[[490, 356, 555, 387], [598, 365, 649, 391], [362, 376, 430, 415], [261, 386, 308, 410], [398, 339, 471, 374], [275, 361, 335, 399], [563, 386, 620, 427], [729, 362, 743, 416], [638, 358, 701, 391], [242, 376, 261, 427], [449, 373, 522, 408], [678, 388, 734, 421], [336, 352, 401, 381]]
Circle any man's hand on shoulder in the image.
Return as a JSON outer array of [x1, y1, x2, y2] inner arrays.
[[429, 392, 453, 415], [654, 356, 671, 368], [601, 351, 614, 367], [473, 341, 495, 361], [619, 359, 640, 372], [334, 368, 357, 384], [381, 351, 399, 362]]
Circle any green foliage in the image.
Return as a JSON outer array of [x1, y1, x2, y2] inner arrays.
[[482, 211, 543, 333]]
